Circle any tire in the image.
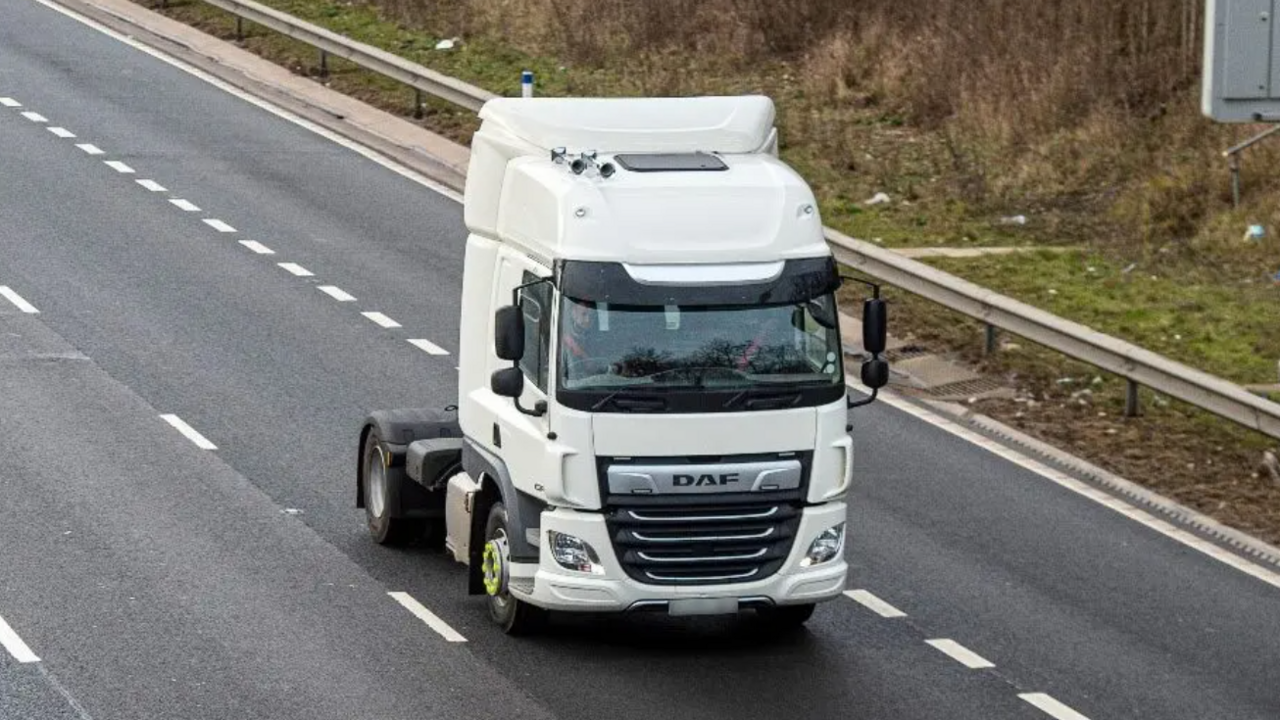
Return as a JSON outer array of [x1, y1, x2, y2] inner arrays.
[[361, 427, 423, 546], [482, 501, 547, 635], [756, 603, 816, 630]]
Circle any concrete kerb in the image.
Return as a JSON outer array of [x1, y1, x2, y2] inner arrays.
[[57, 0, 1280, 572], [60, 0, 473, 194]]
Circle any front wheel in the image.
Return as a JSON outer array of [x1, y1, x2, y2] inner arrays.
[[482, 501, 547, 635]]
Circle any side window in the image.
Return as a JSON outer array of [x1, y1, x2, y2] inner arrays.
[[518, 271, 553, 391]]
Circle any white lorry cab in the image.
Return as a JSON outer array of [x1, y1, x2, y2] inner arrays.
[[356, 95, 890, 634]]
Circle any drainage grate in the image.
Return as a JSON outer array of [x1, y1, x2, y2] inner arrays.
[[923, 377, 1011, 400]]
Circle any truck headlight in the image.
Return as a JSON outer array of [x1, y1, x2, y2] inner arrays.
[[801, 523, 845, 567], [547, 530, 605, 575]]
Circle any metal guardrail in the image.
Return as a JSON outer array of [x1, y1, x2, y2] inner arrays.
[[194, 0, 1280, 440]]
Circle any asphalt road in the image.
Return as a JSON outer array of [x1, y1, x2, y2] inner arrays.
[[1, 0, 1278, 718]]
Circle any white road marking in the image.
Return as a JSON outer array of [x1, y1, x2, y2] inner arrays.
[[159, 414, 217, 450], [169, 199, 200, 212], [925, 638, 995, 669], [362, 311, 401, 329], [76, 143, 104, 155], [27, 0, 462, 204], [318, 285, 355, 302], [1019, 693, 1091, 720], [104, 160, 134, 174], [47, 126, 76, 138], [408, 338, 449, 356], [203, 219, 236, 233], [871, 390, 1280, 591], [37, 665, 96, 720], [843, 589, 907, 618], [0, 613, 40, 663], [278, 262, 314, 277], [0, 286, 39, 314], [136, 179, 167, 192], [239, 240, 275, 255], [387, 592, 466, 643], [21, 111, 47, 123], [0, 97, 21, 107]]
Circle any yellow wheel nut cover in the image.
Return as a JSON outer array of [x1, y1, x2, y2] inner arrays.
[[482, 541, 502, 596]]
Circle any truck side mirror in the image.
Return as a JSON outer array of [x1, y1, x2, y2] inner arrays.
[[491, 367, 524, 398], [862, 297, 887, 355], [494, 305, 525, 361], [861, 358, 889, 389]]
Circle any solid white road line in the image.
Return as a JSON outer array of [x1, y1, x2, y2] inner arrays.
[[925, 639, 995, 669], [169, 199, 200, 212], [76, 143, 104, 155], [387, 592, 466, 643], [317, 285, 355, 302], [843, 589, 907, 618], [0, 286, 39, 314], [1019, 693, 1091, 720], [0, 613, 41, 663], [136, 179, 167, 192], [278, 262, 313, 277], [0, 97, 21, 107], [159, 414, 217, 450], [871, 390, 1280, 591], [21, 111, 47, 123], [47, 126, 76, 138], [362, 311, 401, 329], [104, 160, 134, 174], [239, 240, 275, 255], [203, 219, 236, 233], [408, 338, 449, 356]]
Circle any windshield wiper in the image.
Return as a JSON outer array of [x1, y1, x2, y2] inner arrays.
[[591, 392, 668, 413], [722, 388, 804, 410]]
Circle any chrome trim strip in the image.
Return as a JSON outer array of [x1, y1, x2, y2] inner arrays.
[[644, 568, 761, 582], [638, 548, 769, 563], [631, 527, 776, 543], [626, 507, 780, 523]]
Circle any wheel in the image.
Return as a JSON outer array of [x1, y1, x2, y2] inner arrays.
[[755, 603, 816, 630], [481, 501, 548, 635], [361, 427, 423, 545]]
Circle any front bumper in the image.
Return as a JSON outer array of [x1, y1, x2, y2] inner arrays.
[[517, 503, 849, 614]]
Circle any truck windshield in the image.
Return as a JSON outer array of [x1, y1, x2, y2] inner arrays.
[[557, 295, 843, 392]]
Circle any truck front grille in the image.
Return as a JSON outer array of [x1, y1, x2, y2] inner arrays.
[[605, 502, 801, 585]]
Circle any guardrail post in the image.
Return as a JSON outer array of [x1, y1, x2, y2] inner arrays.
[[1230, 152, 1241, 208], [236, 17, 244, 41], [319, 49, 328, 78], [1125, 380, 1141, 417], [983, 323, 997, 356], [413, 89, 424, 119]]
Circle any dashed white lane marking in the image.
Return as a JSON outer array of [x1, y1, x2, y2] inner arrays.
[[0, 286, 39, 314], [76, 143, 104, 155], [21, 111, 47, 123], [47, 126, 76, 138], [136, 179, 167, 192], [871, 391, 1280, 591], [844, 589, 907, 618], [0, 97, 21, 107], [362, 312, 401, 329], [318, 285, 355, 302], [388, 592, 466, 643], [104, 160, 134, 174], [925, 639, 995, 669], [239, 240, 275, 255], [408, 338, 449, 356], [169, 199, 200, 212], [1019, 693, 1091, 720], [0, 612, 41, 663], [159, 414, 217, 450], [278, 262, 314, 277], [203, 219, 236, 233]]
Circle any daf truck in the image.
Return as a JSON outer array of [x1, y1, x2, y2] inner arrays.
[[355, 95, 890, 634]]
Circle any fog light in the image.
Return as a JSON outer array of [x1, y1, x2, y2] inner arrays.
[[801, 523, 845, 567], [547, 530, 605, 575]]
